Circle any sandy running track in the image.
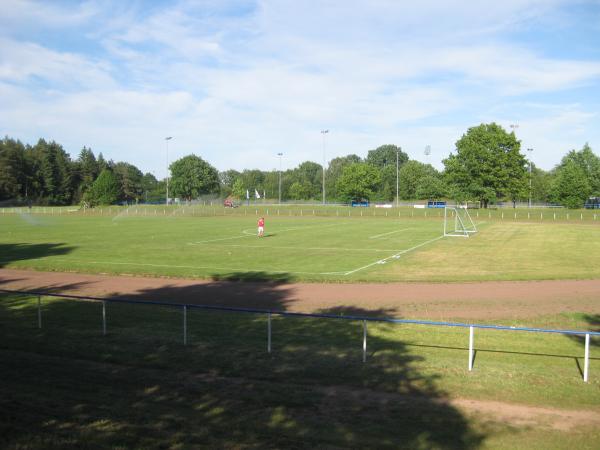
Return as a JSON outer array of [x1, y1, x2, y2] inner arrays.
[[1, 268, 600, 320]]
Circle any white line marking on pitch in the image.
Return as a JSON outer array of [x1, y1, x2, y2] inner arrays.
[[43, 258, 347, 276], [368, 227, 412, 239], [193, 221, 349, 244], [213, 244, 404, 253], [344, 235, 445, 276], [193, 234, 254, 244]]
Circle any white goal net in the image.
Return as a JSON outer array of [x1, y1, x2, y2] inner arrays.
[[444, 206, 477, 237]]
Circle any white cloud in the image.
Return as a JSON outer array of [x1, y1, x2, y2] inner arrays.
[[0, 0, 599, 177], [0, 38, 115, 89]]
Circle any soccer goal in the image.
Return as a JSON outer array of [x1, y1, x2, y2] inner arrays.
[[444, 206, 477, 237]]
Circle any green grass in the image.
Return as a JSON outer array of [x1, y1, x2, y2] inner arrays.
[[1, 294, 599, 449], [2, 206, 600, 282]]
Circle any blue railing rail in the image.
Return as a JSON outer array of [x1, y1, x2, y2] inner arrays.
[[1, 288, 599, 336], [1, 288, 597, 382]]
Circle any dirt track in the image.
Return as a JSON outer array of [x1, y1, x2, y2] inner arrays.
[[2, 268, 600, 319]]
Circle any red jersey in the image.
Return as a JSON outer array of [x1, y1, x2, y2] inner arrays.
[[258, 218, 265, 227]]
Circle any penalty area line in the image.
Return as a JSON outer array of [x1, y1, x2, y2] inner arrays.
[[368, 227, 412, 239], [343, 235, 445, 276]]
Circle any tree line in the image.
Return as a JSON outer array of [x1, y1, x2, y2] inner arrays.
[[1, 123, 599, 208]]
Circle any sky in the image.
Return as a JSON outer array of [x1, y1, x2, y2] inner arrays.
[[1, 0, 599, 178]]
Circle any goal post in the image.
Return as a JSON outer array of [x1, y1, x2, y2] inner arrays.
[[444, 206, 477, 237]]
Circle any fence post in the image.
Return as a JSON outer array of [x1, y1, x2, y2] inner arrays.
[[37, 295, 42, 329], [584, 333, 590, 382], [267, 313, 272, 353], [362, 320, 367, 363], [102, 301, 106, 335], [183, 306, 187, 346], [468, 326, 474, 371]]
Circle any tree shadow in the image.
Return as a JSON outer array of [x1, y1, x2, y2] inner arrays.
[[0, 243, 75, 268], [0, 274, 484, 449], [568, 314, 600, 348], [211, 271, 294, 283]]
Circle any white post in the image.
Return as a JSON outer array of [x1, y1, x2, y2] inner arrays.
[[362, 320, 367, 363], [102, 301, 106, 336], [468, 326, 474, 371], [37, 295, 42, 329], [183, 306, 187, 346], [267, 313, 272, 353], [584, 333, 590, 383]]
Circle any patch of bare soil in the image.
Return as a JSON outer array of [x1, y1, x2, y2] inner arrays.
[[1, 268, 600, 320]]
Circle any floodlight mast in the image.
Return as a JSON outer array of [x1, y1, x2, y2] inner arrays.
[[527, 148, 533, 208], [321, 130, 329, 205], [396, 147, 400, 208], [165, 137, 173, 205], [277, 152, 283, 204]]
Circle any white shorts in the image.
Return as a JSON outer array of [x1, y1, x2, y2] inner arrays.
[[258, 226, 264, 234]]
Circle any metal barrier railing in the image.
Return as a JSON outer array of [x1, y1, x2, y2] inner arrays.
[[1, 288, 598, 382]]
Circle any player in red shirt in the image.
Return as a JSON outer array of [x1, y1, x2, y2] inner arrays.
[[257, 217, 265, 237]]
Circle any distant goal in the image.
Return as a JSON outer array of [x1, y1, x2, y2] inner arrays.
[[444, 206, 477, 237]]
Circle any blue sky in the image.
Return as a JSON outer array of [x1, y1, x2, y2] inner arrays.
[[1, 0, 599, 178]]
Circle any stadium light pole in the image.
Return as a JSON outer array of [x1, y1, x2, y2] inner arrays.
[[277, 152, 283, 204], [165, 137, 172, 205], [321, 130, 329, 205], [396, 148, 400, 208], [527, 148, 533, 208]]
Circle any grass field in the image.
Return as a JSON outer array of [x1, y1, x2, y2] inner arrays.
[[2, 206, 600, 282], [0, 293, 599, 449], [3, 205, 600, 448]]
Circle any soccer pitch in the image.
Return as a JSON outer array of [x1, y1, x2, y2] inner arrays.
[[2, 208, 600, 281]]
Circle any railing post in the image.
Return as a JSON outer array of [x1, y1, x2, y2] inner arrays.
[[584, 333, 590, 383], [183, 306, 187, 346], [267, 313, 272, 353], [37, 295, 42, 329], [362, 320, 367, 363], [468, 326, 474, 371], [102, 301, 106, 336]]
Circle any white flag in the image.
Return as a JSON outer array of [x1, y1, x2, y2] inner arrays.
[[255, 189, 261, 199], [246, 189, 249, 199]]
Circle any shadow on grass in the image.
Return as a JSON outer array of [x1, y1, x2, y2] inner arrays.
[[569, 314, 600, 348], [0, 242, 75, 268], [0, 275, 484, 449], [211, 270, 294, 283]]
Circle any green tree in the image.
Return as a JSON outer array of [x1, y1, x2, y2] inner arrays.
[[366, 144, 408, 169], [219, 169, 241, 197], [398, 161, 438, 200], [140, 172, 163, 203], [291, 161, 322, 200], [530, 166, 554, 203], [288, 181, 313, 200], [170, 155, 219, 201], [113, 162, 144, 203], [85, 169, 120, 206], [551, 160, 591, 208], [557, 144, 600, 195], [97, 153, 109, 172], [32, 139, 74, 205], [326, 154, 362, 200], [239, 169, 265, 194], [416, 175, 447, 200], [336, 163, 381, 202], [231, 178, 246, 200], [444, 123, 527, 208], [0, 137, 26, 201]]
